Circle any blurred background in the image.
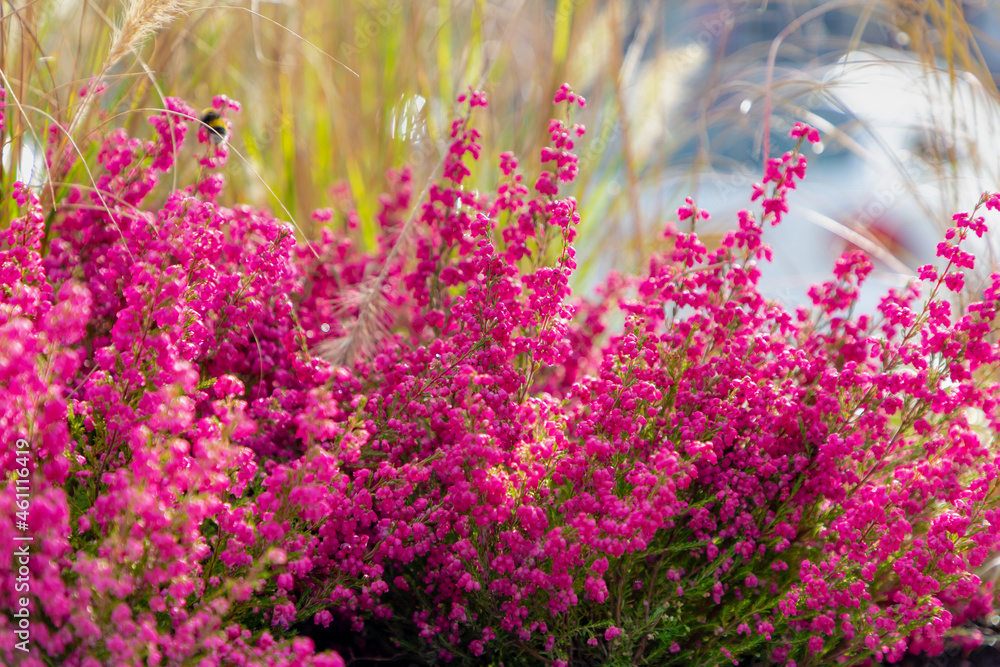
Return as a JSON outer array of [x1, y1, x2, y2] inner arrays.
[[5, 0, 1000, 310]]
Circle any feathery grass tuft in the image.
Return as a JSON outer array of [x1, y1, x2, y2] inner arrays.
[[106, 0, 194, 72]]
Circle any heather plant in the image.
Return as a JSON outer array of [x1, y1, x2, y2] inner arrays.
[[287, 100, 1000, 666], [5, 75, 1000, 667]]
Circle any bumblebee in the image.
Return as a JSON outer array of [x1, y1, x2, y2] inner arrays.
[[199, 108, 228, 145]]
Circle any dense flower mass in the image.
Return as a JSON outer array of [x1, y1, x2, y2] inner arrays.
[[3, 82, 1000, 666]]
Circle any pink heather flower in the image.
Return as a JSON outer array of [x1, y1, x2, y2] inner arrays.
[[790, 121, 821, 144], [917, 264, 938, 281], [212, 93, 242, 113], [677, 197, 710, 223], [499, 151, 518, 176], [312, 207, 335, 223], [943, 271, 965, 292], [604, 626, 621, 641], [553, 82, 586, 107], [456, 87, 488, 107], [215, 374, 246, 398], [314, 654, 346, 667]]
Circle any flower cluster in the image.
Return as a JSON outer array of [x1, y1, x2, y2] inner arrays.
[[3, 82, 1000, 667], [2, 93, 345, 666]]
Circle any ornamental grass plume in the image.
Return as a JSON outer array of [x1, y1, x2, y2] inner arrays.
[[106, 0, 195, 72], [4, 82, 1000, 667]]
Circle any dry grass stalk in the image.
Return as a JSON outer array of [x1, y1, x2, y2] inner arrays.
[[61, 0, 194, 165], [106, 0, 194, 72], [312, 164, 440, 367], [313, 283, 391, 367]]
